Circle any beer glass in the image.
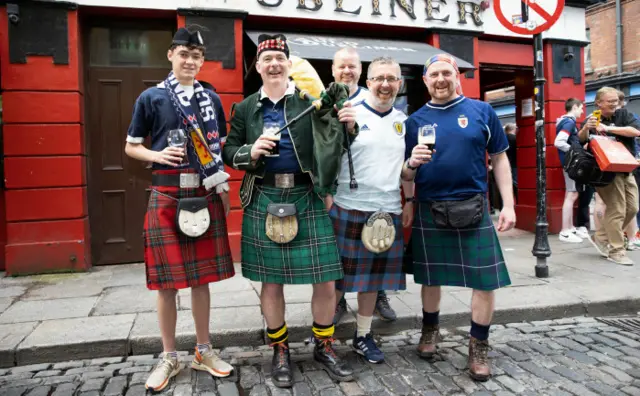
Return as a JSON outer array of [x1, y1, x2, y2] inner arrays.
[[262, 122, 281, 157], [418, 125, 436, 151], [167, 129, 188, 165]]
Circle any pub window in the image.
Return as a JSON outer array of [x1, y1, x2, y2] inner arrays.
[[585, 28, 592, 73], [89, 27, 172, 67]]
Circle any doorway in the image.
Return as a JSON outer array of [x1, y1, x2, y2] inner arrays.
[[85, 20, 173, 265]]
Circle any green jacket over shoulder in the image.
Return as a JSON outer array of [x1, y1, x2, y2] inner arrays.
[[222, 85, 357, 207]]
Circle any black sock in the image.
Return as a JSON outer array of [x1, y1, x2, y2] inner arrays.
[[422, 310, 440, 326], [267, 323, 289, 345], [470, 320, 490, 341]]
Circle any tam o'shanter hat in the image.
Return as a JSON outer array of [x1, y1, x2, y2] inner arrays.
[[423, 54, 463, 95], [172, 27, 204, 47], [257, 33, 290, 58]]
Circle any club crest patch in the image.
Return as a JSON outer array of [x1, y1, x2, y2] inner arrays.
[[393, 121, 403, 135], [458, 115, 468, 128]]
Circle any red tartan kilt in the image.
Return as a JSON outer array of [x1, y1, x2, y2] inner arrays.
[[144, 170, 234, 290]]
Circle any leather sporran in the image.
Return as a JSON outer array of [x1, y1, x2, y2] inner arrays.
[[361, 211, 396, 253], [430, 194, 484, 229], [265, 203, 299, 244], [175, 196, 211, 238]]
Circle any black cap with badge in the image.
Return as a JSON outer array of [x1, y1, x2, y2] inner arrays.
[[171, 27, 205, 48]]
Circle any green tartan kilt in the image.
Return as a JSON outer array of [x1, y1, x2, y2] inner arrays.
[[408, 201, 511, 291], [241, 185, 343, 284]]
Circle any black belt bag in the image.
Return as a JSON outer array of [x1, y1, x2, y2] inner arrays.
[[429, 194, 485, 229]]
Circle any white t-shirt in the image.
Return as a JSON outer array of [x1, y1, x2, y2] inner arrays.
[[181, 84, 194, 100], [334, 100, 407, 214], [348, 86, 369, 106]]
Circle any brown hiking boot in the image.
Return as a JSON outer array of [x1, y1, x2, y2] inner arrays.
[[468, 337, 491, 381], [417, 324, 440, 359]]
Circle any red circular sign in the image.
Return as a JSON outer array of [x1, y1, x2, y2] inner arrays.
[[495, 0, 565, 35]]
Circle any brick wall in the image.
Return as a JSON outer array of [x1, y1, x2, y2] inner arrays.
[[586, 0, 640, 80]]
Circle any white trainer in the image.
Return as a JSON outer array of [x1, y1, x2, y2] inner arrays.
[[574, 227, 590, 239], [146, 354, 180, 392], [559, 230, 583, 243]]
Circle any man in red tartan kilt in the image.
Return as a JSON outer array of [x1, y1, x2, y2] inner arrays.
[[124, 26, 235, 392]]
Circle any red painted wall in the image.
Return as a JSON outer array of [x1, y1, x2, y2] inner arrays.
[[514, 44, 586, 234], [178, 14, 245, 262], [478, 40, 533, 67], [0, 10, 5, 270], [1, 8, 89, 274]]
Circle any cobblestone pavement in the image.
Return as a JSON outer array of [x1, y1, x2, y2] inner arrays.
[[2, 316, 640, 396]]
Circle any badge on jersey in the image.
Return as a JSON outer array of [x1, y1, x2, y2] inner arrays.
[[393, 121, 403, 136], [458, 115, 469, 128]]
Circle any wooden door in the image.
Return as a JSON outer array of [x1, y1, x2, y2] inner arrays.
[[87, 67, 169, 265]]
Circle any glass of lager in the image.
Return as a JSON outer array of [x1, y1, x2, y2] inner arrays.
[[418, 125, 436, 151], [263, 122, 281, 157], [167, 128, 188, 165]]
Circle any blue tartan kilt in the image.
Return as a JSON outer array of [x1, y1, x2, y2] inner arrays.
[[329, 204, 406, 293], [408, 201, 511, 291]]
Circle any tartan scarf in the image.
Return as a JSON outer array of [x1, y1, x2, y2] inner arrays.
[[160, 71, 229, 192]]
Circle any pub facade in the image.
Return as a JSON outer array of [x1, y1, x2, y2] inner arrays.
[[0, 0, 596, 274]]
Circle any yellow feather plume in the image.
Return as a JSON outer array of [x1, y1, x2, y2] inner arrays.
[[289, 55, 325, 100]]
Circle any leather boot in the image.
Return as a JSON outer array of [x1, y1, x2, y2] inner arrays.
[[313, 337, 354, 382], [468, 336, 491, 382], [417, 324, 440, 359], [271, 342, 292, 388]]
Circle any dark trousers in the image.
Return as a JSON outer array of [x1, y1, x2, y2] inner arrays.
[[576, 184, 594, 229]]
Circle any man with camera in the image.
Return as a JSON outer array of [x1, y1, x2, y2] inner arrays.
[[579, 86, 640, 265]]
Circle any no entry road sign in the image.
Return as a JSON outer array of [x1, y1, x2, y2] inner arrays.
[[495, 0, 565, 35]]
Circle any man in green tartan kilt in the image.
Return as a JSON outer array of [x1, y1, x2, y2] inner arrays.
[[402, 54, 516, 381], [222, 34, 357, 388]]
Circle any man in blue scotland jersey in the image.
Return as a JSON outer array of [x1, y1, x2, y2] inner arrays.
[[401, 54, 516, 382]]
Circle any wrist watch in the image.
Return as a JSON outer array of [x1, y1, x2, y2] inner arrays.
[[405, 197, 415, 203], [406, 159, 418, 170]]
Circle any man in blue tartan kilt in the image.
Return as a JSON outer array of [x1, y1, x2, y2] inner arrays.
[[326, 56, 415, 364], [330, 48, 401, 325], [402, 54, 516, 381], [222, 34, 357, 388]]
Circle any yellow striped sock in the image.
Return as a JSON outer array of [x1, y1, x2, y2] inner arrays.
[[312, 322, 334, 339], [267, 323, 289, 344]]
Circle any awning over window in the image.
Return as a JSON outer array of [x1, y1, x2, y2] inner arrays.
[[246, 31, 475, 71]]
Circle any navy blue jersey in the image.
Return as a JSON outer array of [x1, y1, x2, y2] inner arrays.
[[555, 116, 579, 164], [405, 96, 509, 201], [126, 86, 227, 170], [261, 94, 302, 174]]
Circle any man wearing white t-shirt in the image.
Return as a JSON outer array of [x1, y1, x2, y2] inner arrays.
[[327, 56, 414, 363], [332, 48, 369, 104], [331, 48, 401, 324]]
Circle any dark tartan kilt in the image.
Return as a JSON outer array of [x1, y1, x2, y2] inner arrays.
[[241, 185, 343, 285], [144, 171, 235, 290], [408, 201, 511, 291], [329, 204, 406, 293]]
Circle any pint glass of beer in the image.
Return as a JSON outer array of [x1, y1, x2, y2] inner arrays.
[[418, 125, 436, 151], [262, 122, 281, 157]]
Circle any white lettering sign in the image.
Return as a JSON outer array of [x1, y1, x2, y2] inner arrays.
[[288, 37, 418, 52], [51, 0, 587, 41]]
